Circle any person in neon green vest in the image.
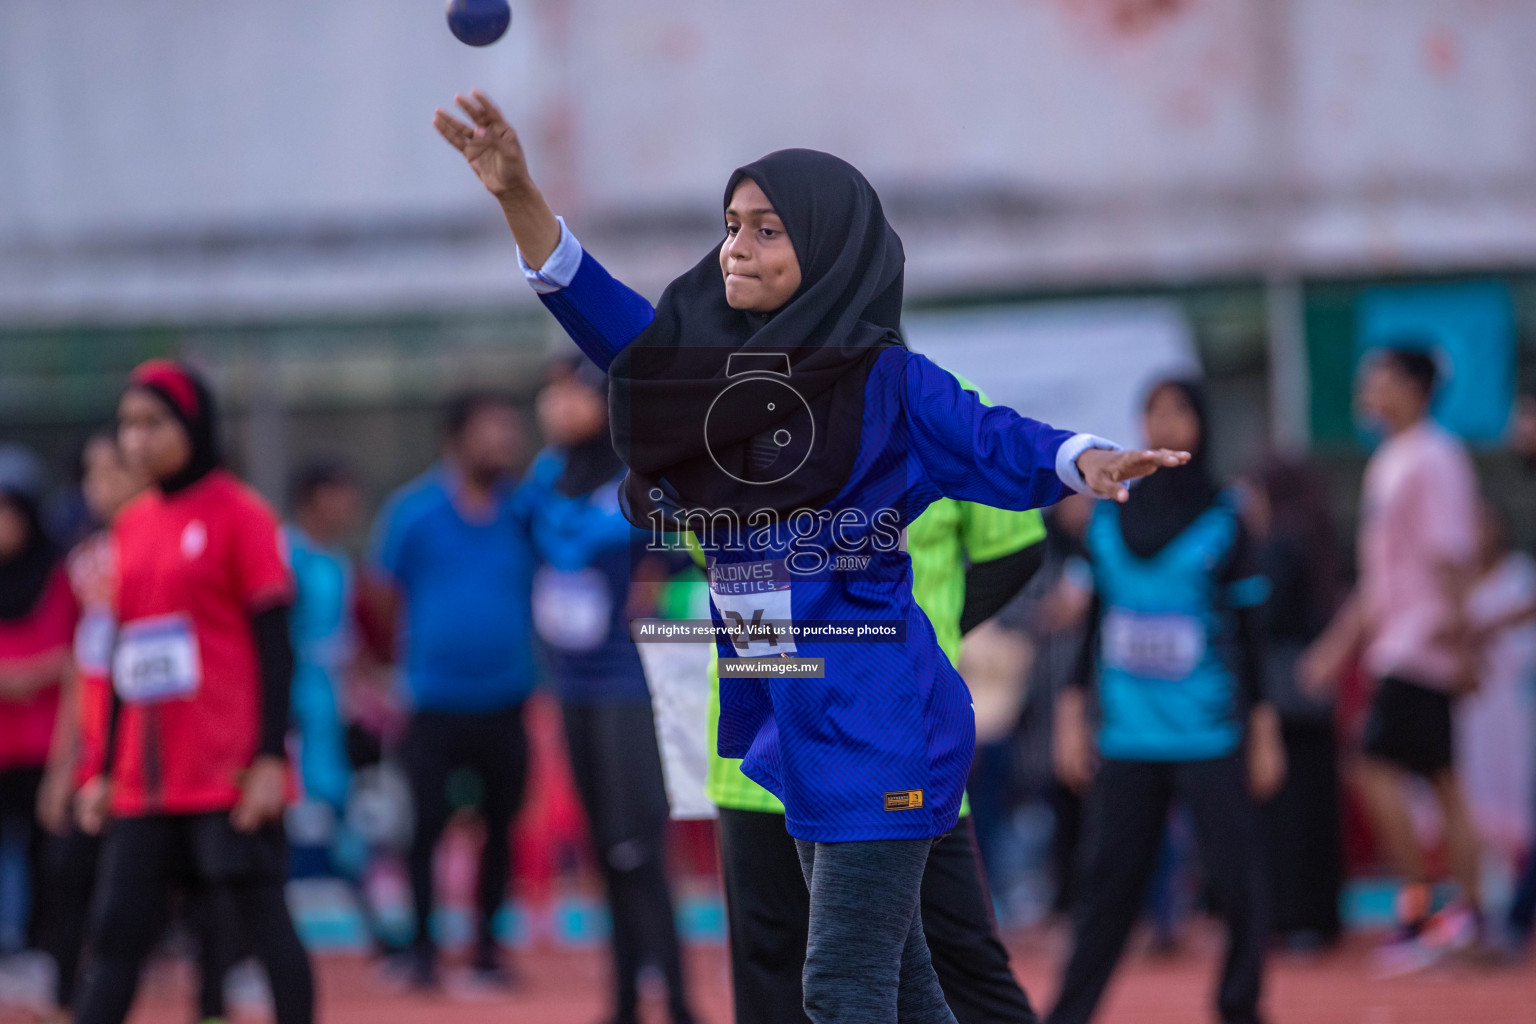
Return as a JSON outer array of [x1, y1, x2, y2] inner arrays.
[[700, 374, 1047, 1024]]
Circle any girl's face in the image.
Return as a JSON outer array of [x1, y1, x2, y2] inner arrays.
[[1143, 384, 1201, 453], [117, 388, 192, 484], [719, 178, 802, 312]]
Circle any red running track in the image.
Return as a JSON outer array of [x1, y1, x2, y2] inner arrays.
[[4, 927, 1532, 1024]]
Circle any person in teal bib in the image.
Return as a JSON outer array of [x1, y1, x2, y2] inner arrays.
[[707, 374, 1048, 1024], [1048, 379, 1285, 1024], [286, 461, 362, 818]]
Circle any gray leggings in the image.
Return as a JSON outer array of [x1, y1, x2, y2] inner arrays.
[[796, 837, 958, 1024]]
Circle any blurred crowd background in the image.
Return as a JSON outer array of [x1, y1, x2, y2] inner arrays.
[[5, 0, 1536, 1019]]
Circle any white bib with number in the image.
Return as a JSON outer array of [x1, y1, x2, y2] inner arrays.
[[1101, 610, 1205, 681], [113, 613, 202, 704], [708, 559, 796, 658], [532, 566, 612, 652]]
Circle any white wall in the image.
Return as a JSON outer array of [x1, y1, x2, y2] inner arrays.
[[3, 0, 1536, 323]]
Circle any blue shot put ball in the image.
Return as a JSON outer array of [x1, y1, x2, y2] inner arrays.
[[447, 0, 511, 47]]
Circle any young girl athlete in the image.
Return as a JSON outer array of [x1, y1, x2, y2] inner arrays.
[[435, 90, 1187, 1024]]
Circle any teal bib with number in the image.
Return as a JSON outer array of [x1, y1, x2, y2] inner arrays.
[[1086, 493, 1252, 761]]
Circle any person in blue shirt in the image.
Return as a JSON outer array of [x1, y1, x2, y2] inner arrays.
[[524, 357, 697, 1024], [367, 391, 536, 990], [1049, 380, 1285, 1024], [433, 89, 1185, 1024], [287, 460, 362, 820]]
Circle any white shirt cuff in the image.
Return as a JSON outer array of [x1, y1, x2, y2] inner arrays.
[[517, 216, 583, 294], [1055, 433, 1123, 496]]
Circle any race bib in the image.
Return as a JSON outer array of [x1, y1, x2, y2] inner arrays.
[[532, 566, 612, 652], [708, 558, 797, 657], [113, 614, 202, 704], [1101, 610, 1205, 681], [74, 608, 117, 676]]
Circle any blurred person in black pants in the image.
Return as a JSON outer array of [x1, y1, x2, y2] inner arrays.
[[43, 431, 239, 1024], [72, 361, 313, 1024], [1048, 381, 1282, 1024], [521, 359, 696, 1024], [35, 431, 145, 1015], [367, 393, 538, 991], [1247, 459, 1345, 948], [1496, 395, 1536, 952]]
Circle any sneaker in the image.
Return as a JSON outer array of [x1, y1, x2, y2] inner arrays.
[[0, 951, 59, 1017], [1472, 925, 1531, 968], [1497, 921, 1532, 959], [444, 964, 517, 1002], [1419, 904, 1481, 958], [378, 946, 438, 992], [443, 944, 518, 1000], [1373, 926, 1439, 978], [224, 958, 274, 1017], [480, 941, 522, 979]]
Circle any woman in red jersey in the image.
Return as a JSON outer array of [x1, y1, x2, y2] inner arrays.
[[72, 361, 314, 1024], [0, 446, 75, 960]]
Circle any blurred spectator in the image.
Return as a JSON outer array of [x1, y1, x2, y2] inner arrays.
[[1247, 458, 1346, 948], [71, 360, 313, 1024], [39, 429, 243, 1024], [284, 458, 404, 953], [287, 460, 363, 816], [0, 445, 73, 957], [367, 392, 535, 991], [1048, 379, 1280, 1024], [1301, 346, 1486, 969], [1495, 392, 1536, 952], [35, 431, 145, 1014], [1457, 502, 1536, 867], [524, 359, 696, 1024]]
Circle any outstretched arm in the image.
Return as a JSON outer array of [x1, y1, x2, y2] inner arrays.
[[905, 351, 1188, 508], [435, 90, 655, 370]]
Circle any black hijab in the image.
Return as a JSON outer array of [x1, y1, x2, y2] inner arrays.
[[1119, 379, 1221, 559], [127, 359, 221, 494], [0, 486, 59, 622], [608, 149, 906, 525]]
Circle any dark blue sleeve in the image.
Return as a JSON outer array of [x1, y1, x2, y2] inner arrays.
[[537, 251, 657, 373], [904, 350, 1075, 511]]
